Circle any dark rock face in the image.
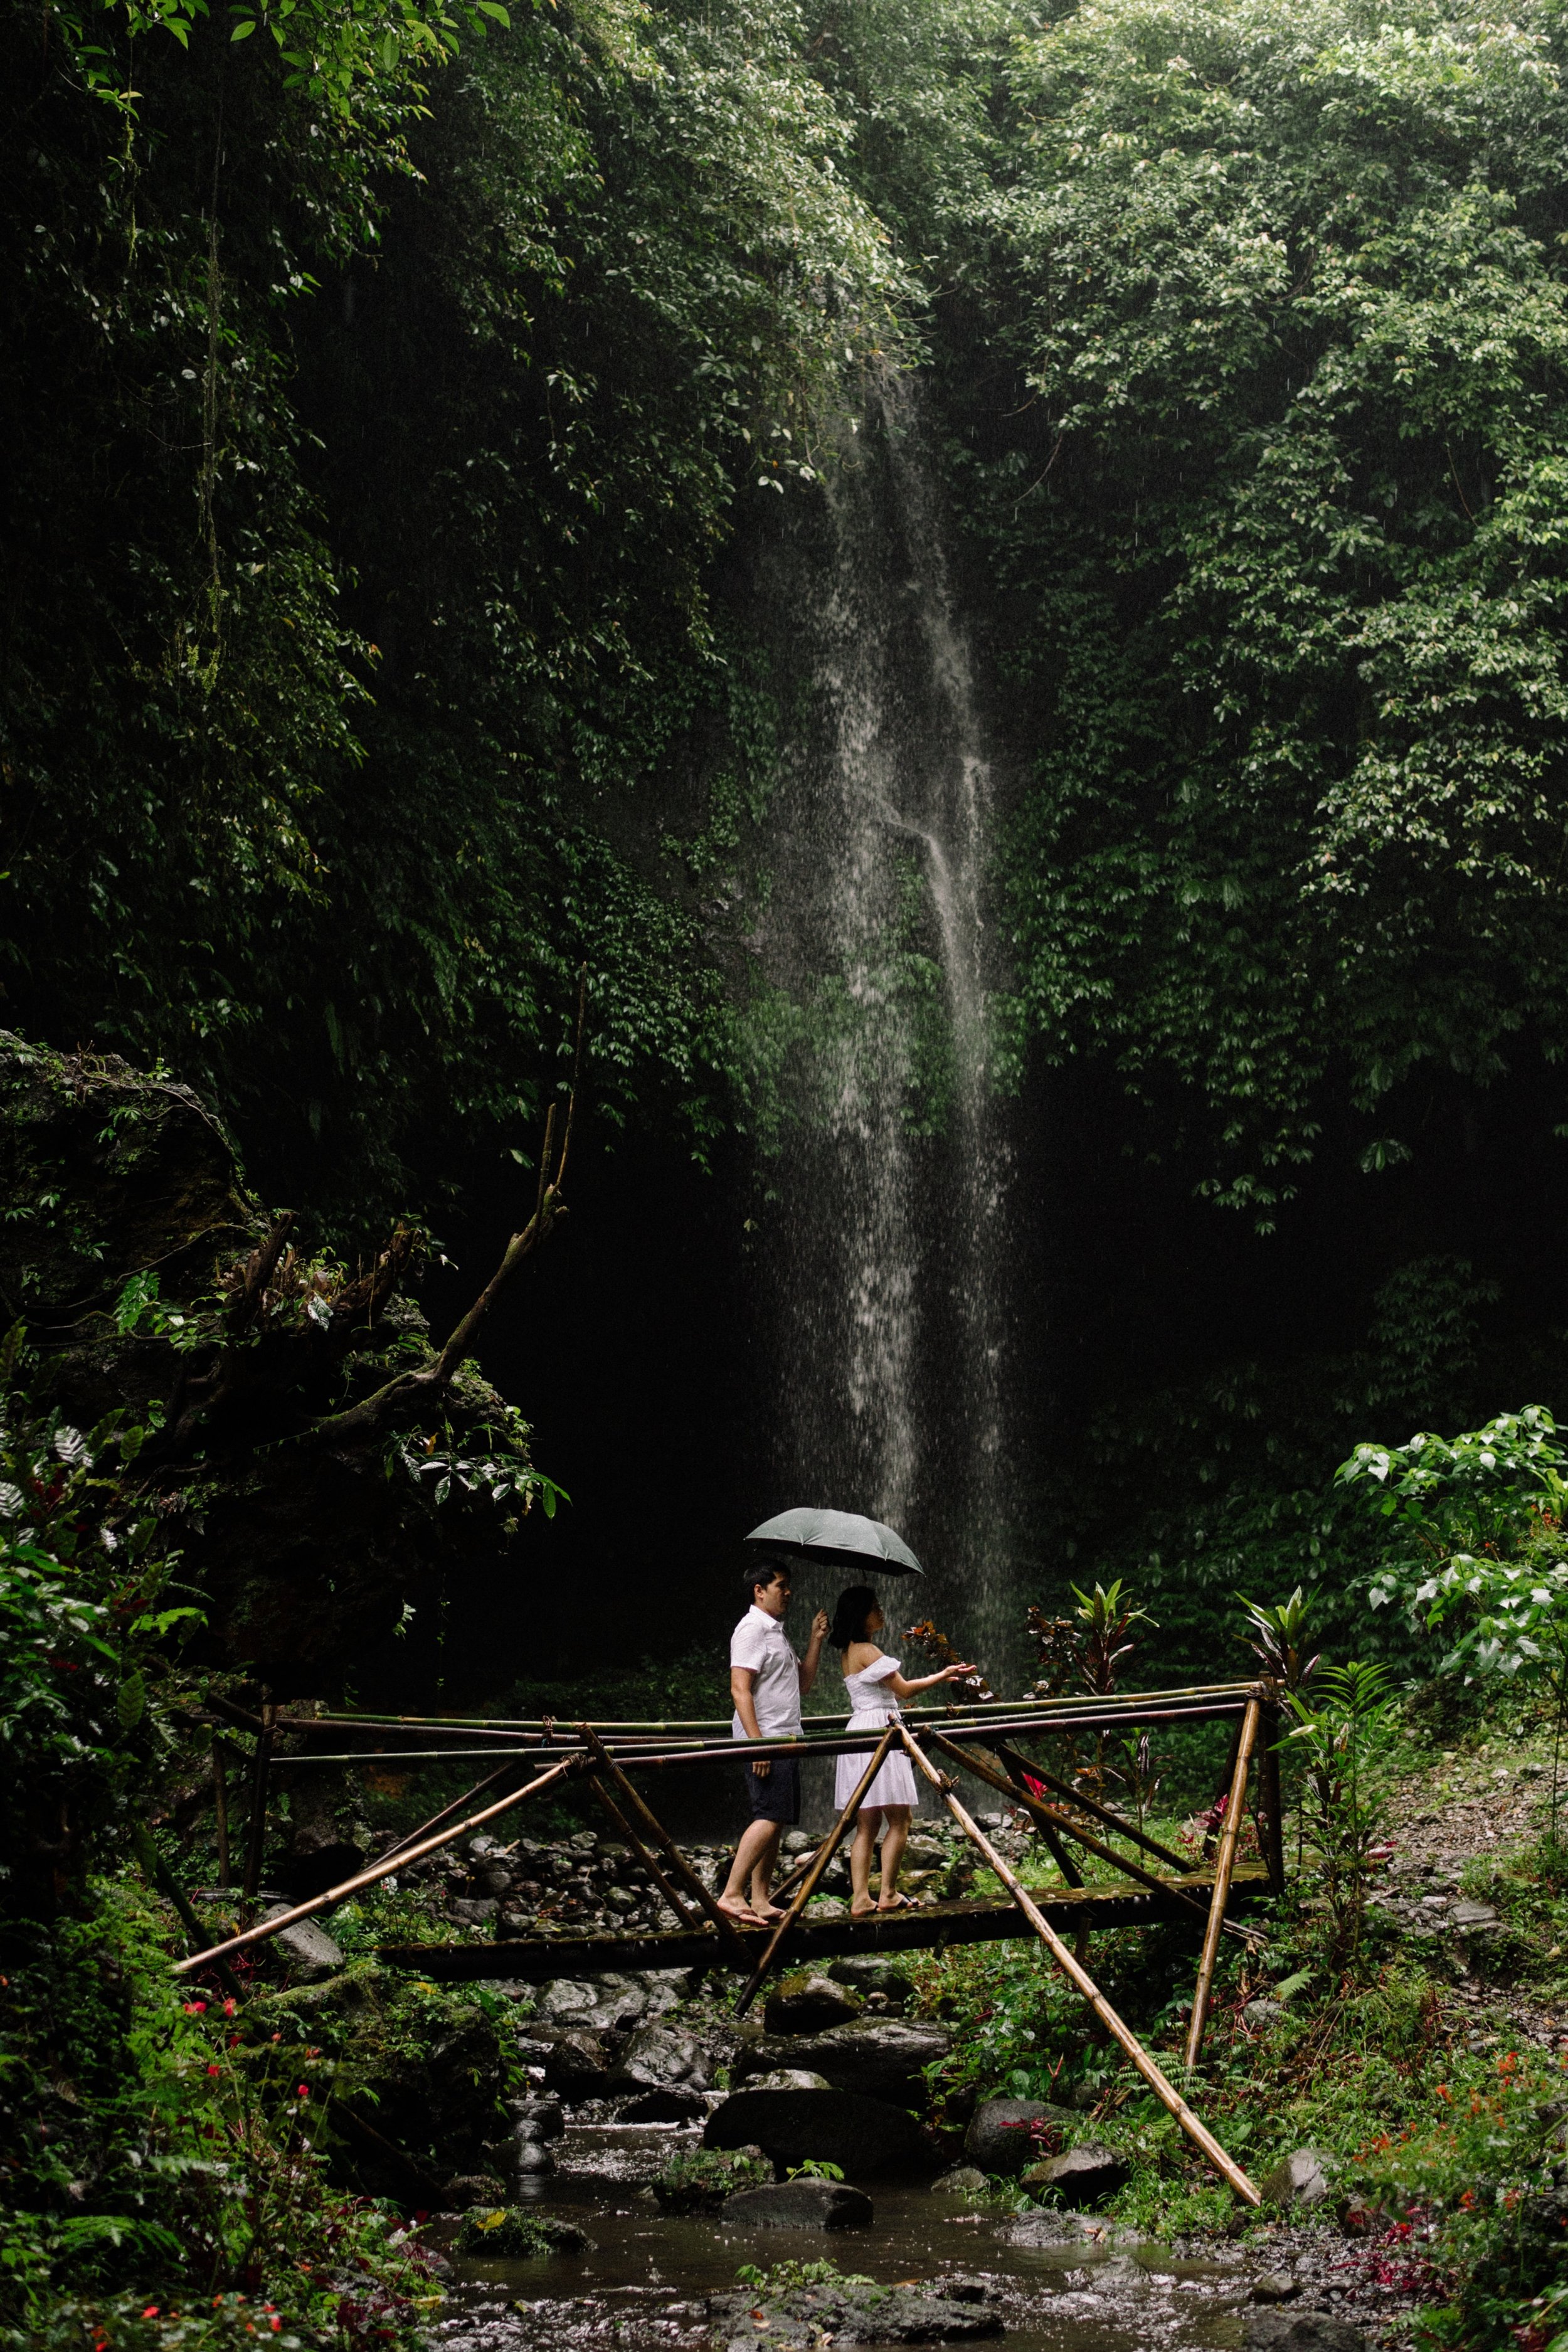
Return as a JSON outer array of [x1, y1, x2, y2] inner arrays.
[[618, 2088, 708, 2122], [963, 2099, 1075, 2176], [706, 2087, 928, 2175], [610, 2023, 715, 2095], [709, 2280, 1002, 2346], [720, 2180, 874, 2230], [1024, 2142, 1128, 2206], [733, 2020, 950, 2105], [763, 1973, 864, 2035], [518, 2025, 613, 2098], [1244, 2312, 1369, 2352], [827, 1957, 915, 2003]]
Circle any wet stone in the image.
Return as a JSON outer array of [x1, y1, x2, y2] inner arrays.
[[1259, 2148, 1338, 2210], [709, 2280, 1003, 2349], [1244, 2311, 1370, 2352], [963, 2098, 1074, 2176], [720, 2179, 874, 2230], [262, 1907, 344, 1982], [763, 1972, 864, 2036], [1023, 2143, 1129, 2207], [706, 2085, 927, 2175]]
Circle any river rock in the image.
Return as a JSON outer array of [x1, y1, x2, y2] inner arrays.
[[931, 2166, 988, 2196], [964, 2098, 1074, 2175], [1259, 2148, 1338, 2209], [509, 2094, 565, 2141], [534, 1972, 664, 2032], [764, 1973, 864, 2035], [1252, 2274, 1302, 2302], [1244, 2312, 1369, 2352], [709, 2281, 1002, 2347], [1244, 1998, 1287, 2029], [262, 1909, 344, 1983], [620, 2088, 709, 2121], [611, 2022, 716, 2094], [706, 2087, 927, 2175], [1024, 2142, 1128, 2206], [721, 2180, 874, 2230], [519, 2025, 612, 2097], [748, 2069, 835, 2092], [827, 1957, 915, 2003], [733, 2020, 950, 2104]]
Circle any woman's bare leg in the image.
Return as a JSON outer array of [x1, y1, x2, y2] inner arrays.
[[849, 1810, 879, 1915], [876, 1807, 911, 1908]]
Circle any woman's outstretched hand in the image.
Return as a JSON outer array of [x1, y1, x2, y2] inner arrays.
[[939, 1661, 978, 1682]]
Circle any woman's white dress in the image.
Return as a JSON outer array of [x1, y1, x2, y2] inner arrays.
[[834, 1654, 919, 1812]]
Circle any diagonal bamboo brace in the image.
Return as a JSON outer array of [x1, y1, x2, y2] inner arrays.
[[1185, 1697, 1261, 2065], [172, 1759, 572, 1976], [734, 1724, 899, 2016], [898, 1727, 1260, 2207], [585, 1771, 703, 1934], [929, 1730, 1256, 1947], [583, 1729, 754, 1966], [992, 1741, 1192, 1874]]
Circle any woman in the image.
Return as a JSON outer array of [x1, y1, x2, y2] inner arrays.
[[830, 1586, 977, 1915]]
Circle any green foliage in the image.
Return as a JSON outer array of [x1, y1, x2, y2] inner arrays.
[[733, 2260, 874, 2295], [1286, 1660, 1398, 1966], [931, 0, 1568, 1214], [785, 2159, 845, 2182], [451, 2208, 590, 2256], [650, 2145, 770, 2212], [1343, 1406, 1568, 1571]]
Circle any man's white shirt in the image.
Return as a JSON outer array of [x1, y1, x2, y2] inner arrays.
[[729, 1603, 802, 1740]]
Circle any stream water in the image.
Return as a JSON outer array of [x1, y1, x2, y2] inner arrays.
[[753, 381, 1027, 1688], [437, 2122, 1254, 2352]]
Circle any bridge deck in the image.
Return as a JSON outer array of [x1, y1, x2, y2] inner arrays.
[[381, 1865, 1270, 1981]]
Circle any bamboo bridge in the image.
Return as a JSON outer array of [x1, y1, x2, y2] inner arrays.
[[171, 1680, 1285, 2206]]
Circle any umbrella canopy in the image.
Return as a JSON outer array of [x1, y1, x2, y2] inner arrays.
[[744, 1507, 924, 1577]]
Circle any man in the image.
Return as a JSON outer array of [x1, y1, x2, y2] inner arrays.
[[720, 1561, 830, 1924]]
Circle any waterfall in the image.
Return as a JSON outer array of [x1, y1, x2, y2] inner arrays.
[[751, 379, 1022, 1689]]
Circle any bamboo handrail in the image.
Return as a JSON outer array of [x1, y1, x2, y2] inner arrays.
[[171, 1759, 572, 1976], [899, 1727, 1260, 2206], [1185, 1697, 1261, 2065], [733, 1725, 899, 2016]]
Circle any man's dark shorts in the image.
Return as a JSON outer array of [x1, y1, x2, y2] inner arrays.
[[743, 1752, 800, 1826]]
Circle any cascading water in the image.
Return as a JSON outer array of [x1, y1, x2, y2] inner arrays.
[[751, 379, 1023, 1685]]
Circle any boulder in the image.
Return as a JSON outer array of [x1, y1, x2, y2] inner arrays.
[[1024, 2143, 1128, 2206], [828, 1957, 915, 2004], [1244, 1999, 1287, 2030], [1244, 2314, 1369, 2352], [1259, 2148, 1338, 2210], [748, 2069, 835, 2092], [262, 1909, 344, 1983], [964, 2099, 1075, 2176], [534, 1973, 649, 2032], [706, 2087, 927, 2176], [509, 2095, 565, 2143], [519, 2025, 612, 2098], [710, 2282, 1001, 2346], [764, 1973, 864, 2036], [618, 2088, 707, 2122], [931, 2166, 988, 2197], [721, 2180, 874, 2230], [1252, 2275, 1302, 2304], [733, 2020, 950, 2106], [610, 2022, 715, 2095]]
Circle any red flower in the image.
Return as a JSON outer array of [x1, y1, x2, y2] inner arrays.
[[296, 2084, 310, 2099], [183, 2001, 207, 2015], [207, 2063, 221, 2077], [142, 2308, 160, 2319], [223, 1999, 237, 2016]]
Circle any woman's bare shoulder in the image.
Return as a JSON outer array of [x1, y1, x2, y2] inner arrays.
[[843, 1641, 886, 1671]]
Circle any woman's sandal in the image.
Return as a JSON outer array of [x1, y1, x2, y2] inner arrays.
[[876, 1892, 921, 1911]]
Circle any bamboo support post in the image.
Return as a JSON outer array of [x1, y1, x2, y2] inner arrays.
[[241, 1697, 277, 1905], [1184, 1697, 1262, 2065], [211, 1734, 231, 1888], [899, 1728, 1259, 2206], [583, 1732, 753, 1966], [132, 1822, 246, 2002], [585, 1772, 704, 1934], [172, 1759, 572, 1976], [733, 1724, 899, 2016], [992, 1740, 1192, 1873], [929, 1730, 1254, 1946]]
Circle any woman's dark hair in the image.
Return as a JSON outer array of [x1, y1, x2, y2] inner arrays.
[[831, 1586, 880, 1652]]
